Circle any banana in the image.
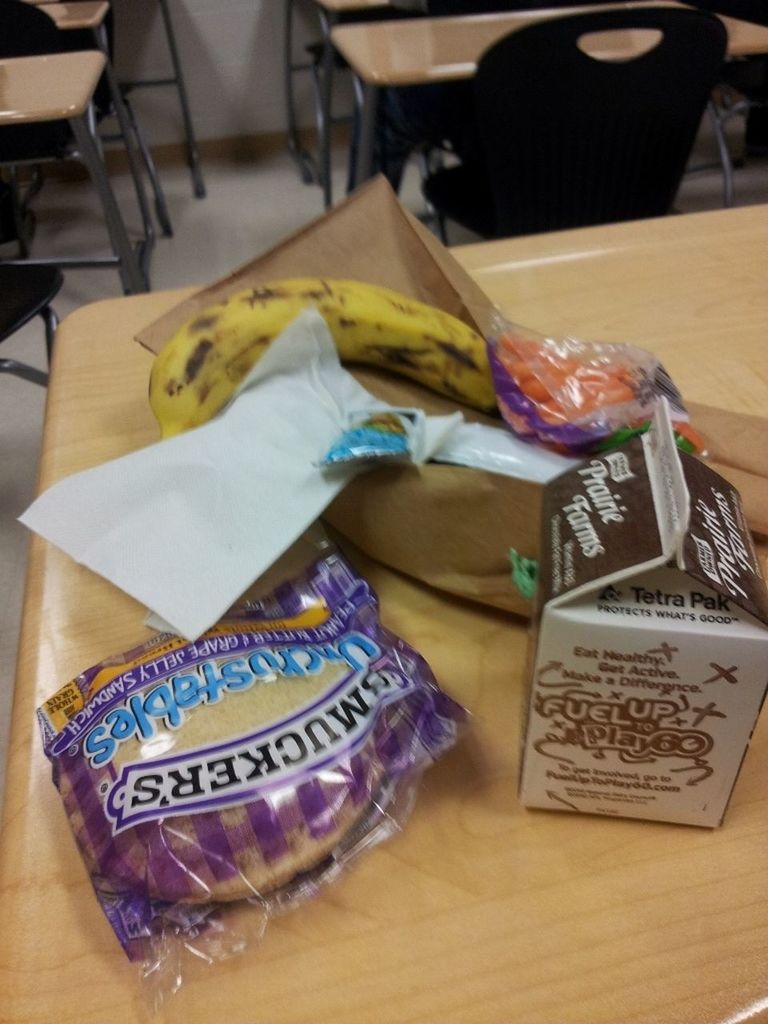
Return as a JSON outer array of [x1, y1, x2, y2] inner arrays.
[[149, 278, 495, 437]]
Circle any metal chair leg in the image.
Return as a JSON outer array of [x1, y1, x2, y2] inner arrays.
[[707, 99, 736, 208], [436, 212, 448, 245], [0, 358, 48, 387], [40, 305, 59, 366], [93, 22, 162, 254], [349, 78, 378, 191], [70, 110, 146, 295], [284, 0, 317, 185], [317, 7, 338, 209], [121, 91, 174, 237], [157, 0, 205, 198], [8, 165, 32, 258]]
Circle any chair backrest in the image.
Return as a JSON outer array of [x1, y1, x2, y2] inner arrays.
[[0, 0, 65, 57], [472, 6, 727, 237], [0, 0, 75, 160], [685, 0, 768, 28]]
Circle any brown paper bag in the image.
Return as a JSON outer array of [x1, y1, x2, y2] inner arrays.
[[136, 177, 497, 355], [135, 177, 768, 618], [322, 378, 768, 619]]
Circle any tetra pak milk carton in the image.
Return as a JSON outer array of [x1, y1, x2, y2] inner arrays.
[[519, 403, 768, 827]]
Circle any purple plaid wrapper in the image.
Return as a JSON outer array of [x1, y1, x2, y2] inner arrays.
[[39, 550, 466, 961]]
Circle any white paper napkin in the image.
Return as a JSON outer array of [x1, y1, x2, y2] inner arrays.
[[20, 309, 461, 640]]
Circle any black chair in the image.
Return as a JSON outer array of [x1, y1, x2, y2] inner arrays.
[[0, 265, 63, 387], [422, 6, 728, 241], [685, 0, 768, 26]]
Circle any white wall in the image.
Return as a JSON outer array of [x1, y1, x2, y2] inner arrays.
[[112, 0, 353, 145]]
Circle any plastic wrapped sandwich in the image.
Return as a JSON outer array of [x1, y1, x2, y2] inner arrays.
[[37, 539, 465, 992]]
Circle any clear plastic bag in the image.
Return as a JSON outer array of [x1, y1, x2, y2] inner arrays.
[[37, 537, 466, 1004], [487, 317, 705, 455]]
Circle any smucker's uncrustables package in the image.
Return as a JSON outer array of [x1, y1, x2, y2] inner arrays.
[[36, 544, 466, 971], [520, 402, 768, 827]]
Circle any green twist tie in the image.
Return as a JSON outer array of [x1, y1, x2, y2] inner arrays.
[[509, 549, 538, 600]]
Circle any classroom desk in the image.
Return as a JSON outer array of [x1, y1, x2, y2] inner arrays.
[[43, 0, 172, 241], [0, 49, 104, 124], [2, 204, 768, 1024], [0, 51, 144, 292], [332, 2, 768, 185], [284, 0, 394, 209], [42, 0, 108, 29], [7, 2, 160, 276]]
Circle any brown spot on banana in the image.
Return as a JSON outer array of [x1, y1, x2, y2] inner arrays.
[[164, 378, 183, 397], [433, 339, 481, 370], [184, 340, 214, 383], [363, 345, 430, 370], [301, 280, 334, 300], [243, 287, 291, 307], [387, 299, 419, 316], [223, 334, 276, 380], [337, 318, 358, 329], [190, 314, 220, 333]]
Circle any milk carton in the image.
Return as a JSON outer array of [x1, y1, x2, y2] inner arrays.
[[519, 403, 768, 827]]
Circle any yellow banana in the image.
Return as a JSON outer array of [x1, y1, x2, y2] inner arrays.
[[149, 278, 495, 437]]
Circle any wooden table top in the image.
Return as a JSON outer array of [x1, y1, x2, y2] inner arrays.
[[2, 204, 768, 1024], [0, 50, 105, 123], [332, 2, 768, 84], [42, 0, 109, 31], [456, 203, 768, 416]]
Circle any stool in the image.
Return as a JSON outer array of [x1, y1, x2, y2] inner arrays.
[[0, 51, 146, 294]]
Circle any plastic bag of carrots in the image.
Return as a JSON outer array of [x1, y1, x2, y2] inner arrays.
[[487, 318, 704, 455]]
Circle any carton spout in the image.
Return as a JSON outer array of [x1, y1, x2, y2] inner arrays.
[[641, 398, 691, 565]]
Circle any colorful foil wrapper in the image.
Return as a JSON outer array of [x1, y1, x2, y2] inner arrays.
[[38, 550, 465, 962], [321, 408, 424, 467]]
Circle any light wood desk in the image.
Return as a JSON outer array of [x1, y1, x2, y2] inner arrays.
[[2, 205, 768, 1024], [0, 50, 148, 292], [333, 2, 768, 184], [42, 0, 109, 30], [0, 50, 105, 124], [0, 50, 143, 292], [9, 0, 169, 272]]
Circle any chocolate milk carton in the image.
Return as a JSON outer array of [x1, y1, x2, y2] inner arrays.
[[519, 402, 768, 827]]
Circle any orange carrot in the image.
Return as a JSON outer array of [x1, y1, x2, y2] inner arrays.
[[520, 377, 555, 403]]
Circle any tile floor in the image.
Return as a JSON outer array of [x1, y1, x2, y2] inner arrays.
[[1, 122, 766, 817]]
